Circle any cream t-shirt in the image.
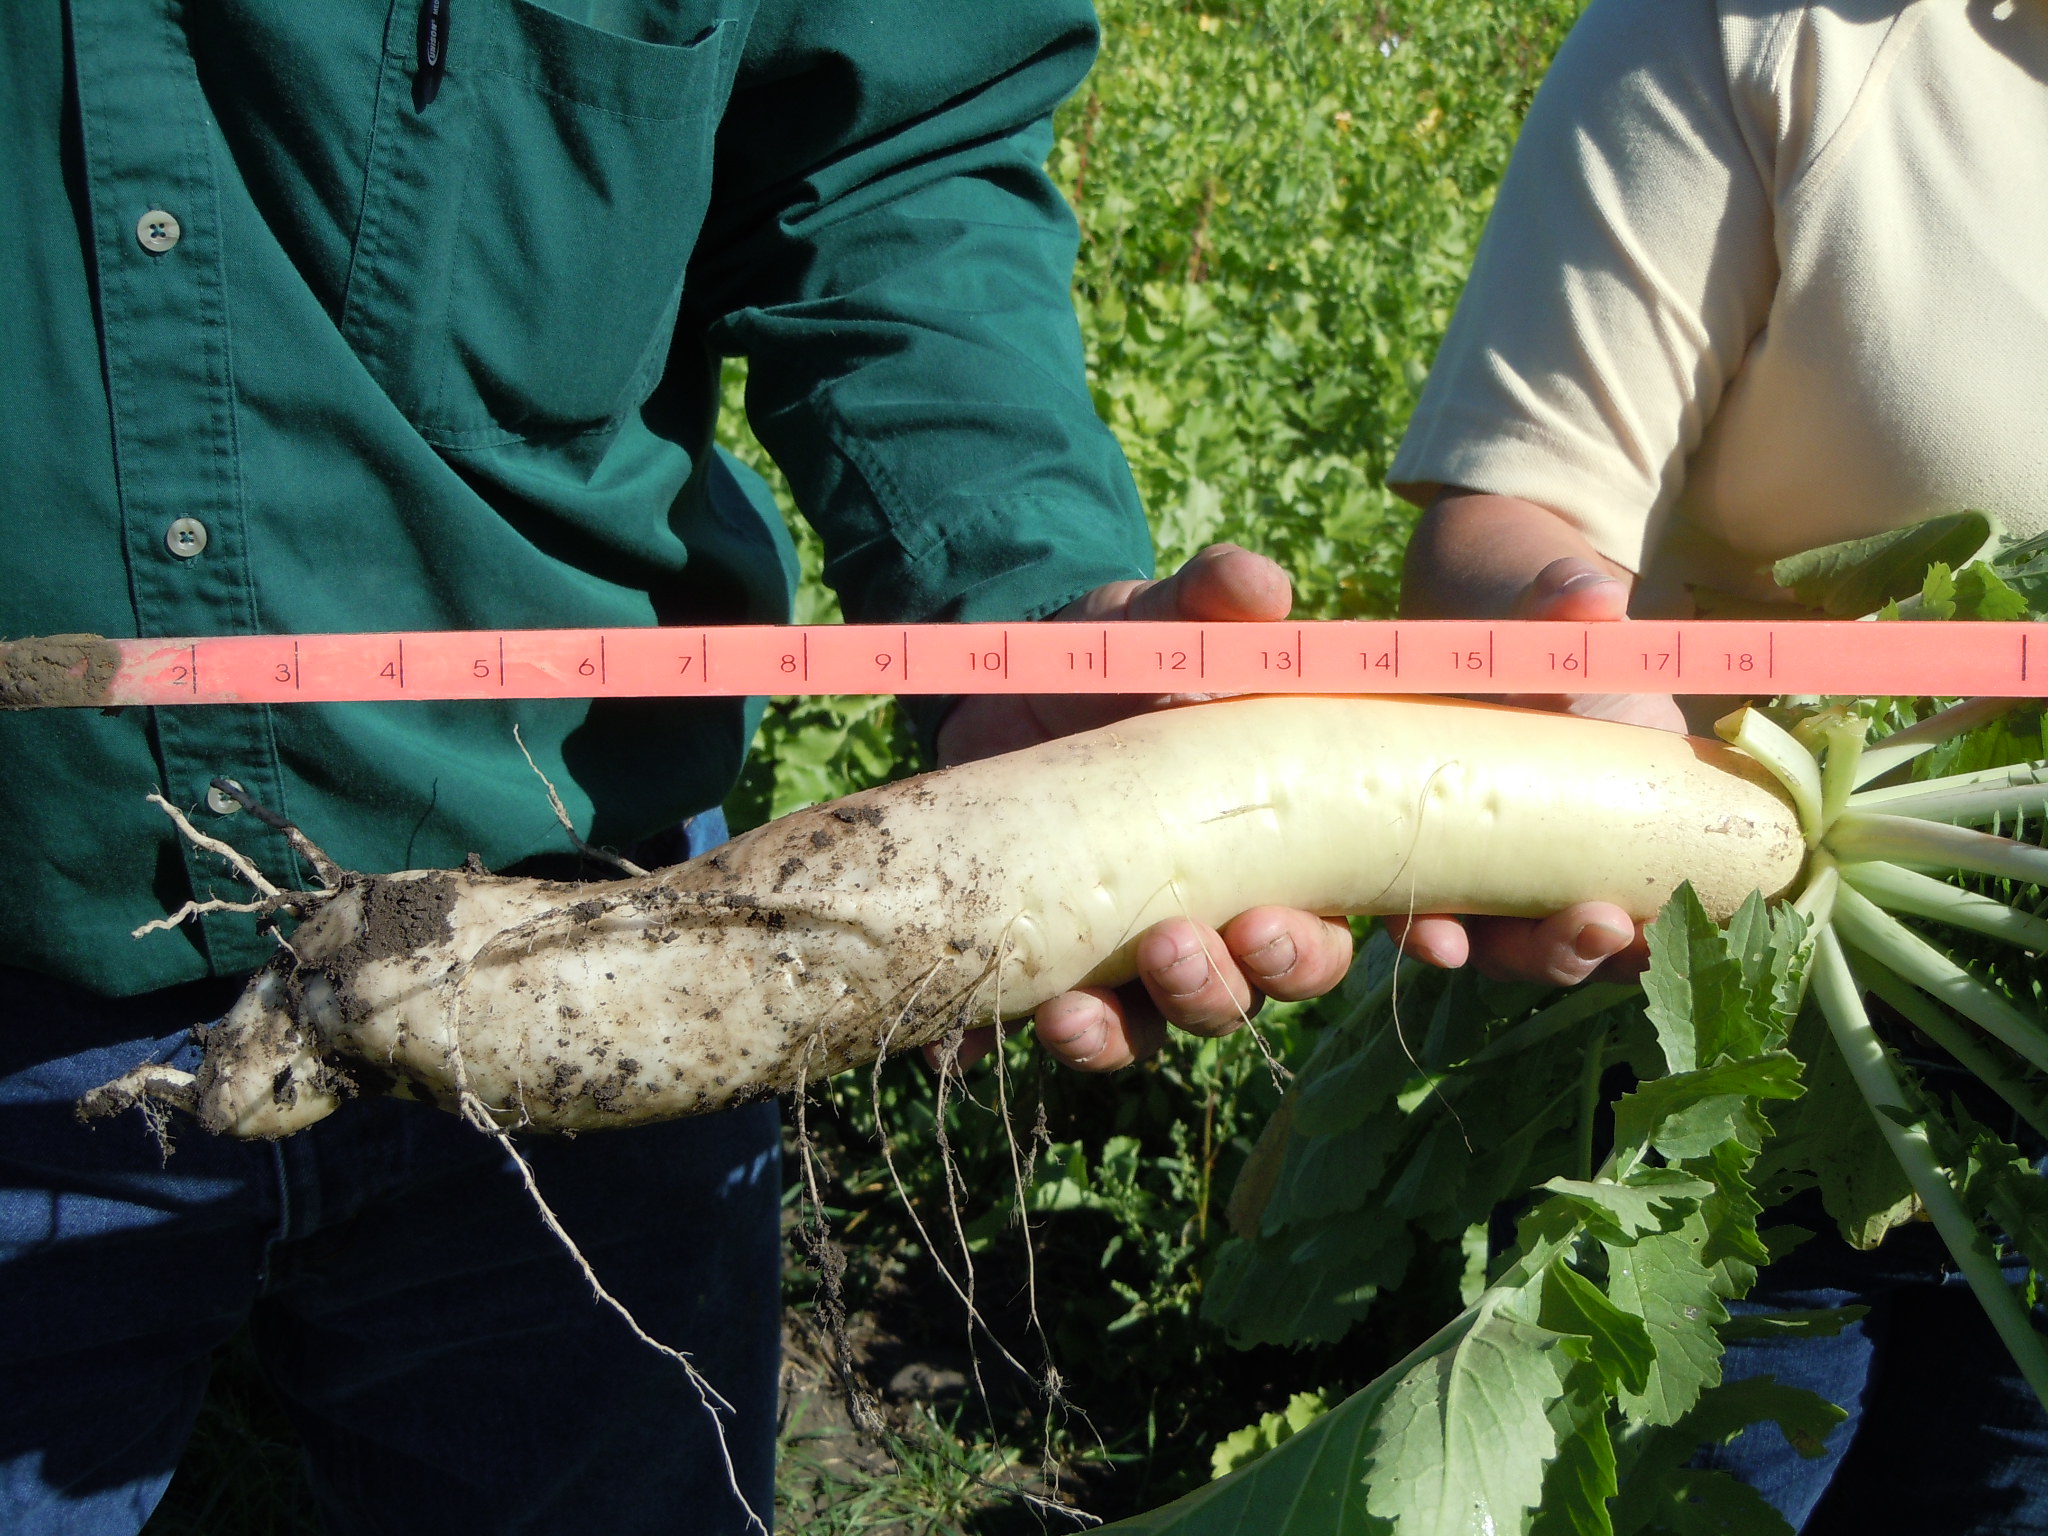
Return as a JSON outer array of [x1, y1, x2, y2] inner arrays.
[[1390, 0, 2048, 616]]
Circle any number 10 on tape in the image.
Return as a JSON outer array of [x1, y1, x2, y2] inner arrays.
[[70, 619, 2048, 707]]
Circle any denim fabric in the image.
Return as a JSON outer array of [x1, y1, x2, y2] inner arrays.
[[1, 815, 783, 1535], [1701, 1211, 2048, 1534]]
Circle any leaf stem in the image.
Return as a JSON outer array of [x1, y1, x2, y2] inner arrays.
[[1820, 715, 1868, 829], [1866, 696, 2022, 757], [1830, 883, 2048, 1075], [1847, 760, 2048, 827], [1828, 811, 2048, 886], [1839, 859, 2048, 952], [1467, 984, 1636, 1068], [1809, 928, 2048, 1409], [1576, 1029, 1605, 1183], [1719, 707, 1826, 846], [1846, 951, 2048, 1144]]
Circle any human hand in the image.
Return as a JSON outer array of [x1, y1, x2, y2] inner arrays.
[[1387, 556, 1679, 983], [933, 544, 1354, 1073]]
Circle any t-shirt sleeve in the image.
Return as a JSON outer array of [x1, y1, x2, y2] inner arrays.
[[1388, 0, 1780, 574]]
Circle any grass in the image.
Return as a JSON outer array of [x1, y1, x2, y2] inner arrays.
[[140, 0, 1582, 1529]]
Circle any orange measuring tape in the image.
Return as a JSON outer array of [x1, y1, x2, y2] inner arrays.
[[4, 621, 2043, 708]]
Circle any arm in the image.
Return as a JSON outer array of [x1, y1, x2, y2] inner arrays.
[[684, 1, 1152, 662]]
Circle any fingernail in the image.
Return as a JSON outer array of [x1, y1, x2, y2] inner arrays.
[[1040, 1010, 1104, 1063], [1242, 932, 1298, 981], [1153, 947, 1212, 998], [1572, 920, 1631, 961], [1557, 569, 1616, 594]]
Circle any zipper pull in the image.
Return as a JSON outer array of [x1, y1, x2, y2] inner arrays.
[[414, 0, 450, 110]]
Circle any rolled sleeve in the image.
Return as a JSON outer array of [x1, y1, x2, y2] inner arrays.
[[1389, 0, 1779, 575], [688, 1, 1153, 626]]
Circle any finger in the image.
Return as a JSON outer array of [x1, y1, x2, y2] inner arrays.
[[1033, 986, 1170, 1072], [1126, 543, 1293, 624], [1133, 918, 1259, 1036], [1220, 909, 1354, 1001], [923, 1025, 997, 1074], [1463, 905, 1637, 986], [1386, 913, 1472, 969], [1511, 557, 1630, 624]]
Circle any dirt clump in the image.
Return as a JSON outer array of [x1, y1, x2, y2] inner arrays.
[[0, 633, 120, 710]]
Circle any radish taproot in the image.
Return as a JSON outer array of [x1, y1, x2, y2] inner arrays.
[[84, 694, 1809, 1137]]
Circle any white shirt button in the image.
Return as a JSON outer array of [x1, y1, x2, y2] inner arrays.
[[206, 779, 246, 816], [136, 210, 181, 254], [166, 517, 208, 557]]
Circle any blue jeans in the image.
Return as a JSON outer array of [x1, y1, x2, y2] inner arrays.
[[1702, 1209, 2048, 1534], [1, 816, 782, 1535]]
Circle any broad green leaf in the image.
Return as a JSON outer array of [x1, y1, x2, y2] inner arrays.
[[1292, 1000, 1426, 1137], [1612, 1056, 1804, 1162], [1417, 972, 1475, 1070], [1203, 1217, 1415, 1348], [1751, 1010, 1917, 1249], [1770, 510, 1994, 617], [1660, 1376, 1846, 1459], [1603, 1218, 1728, 1425], [1715, 1306, 1865, 1342], [1953, 561, 2031, 621], [1210, 1389, 1340, 1479], [1920, 561, 1959, 619], [1766, 906, 1810, 1029], [1722, 894, 1774, 1001], [1540, 1259, 1657, 1396], [1101, 1368, 1393, 1536], [1362, 1296, 1578, 1535], [1610, 1379, 1844, 1535], [1384, 1116, 1479, 1219], [1694, 1140, 1771, 1278], [1258, 1108, 1404, 1230], [1529, 1366, 1618, 1536], [1928, 1104, 2048, 1269], [1641, 887, 1752, 1073], [1617, 1468, 1793, 1536], [1537, 1171, 1716, 1245], [1640, 886, 1794, 1074]]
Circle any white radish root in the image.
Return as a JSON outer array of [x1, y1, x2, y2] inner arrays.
[[83, 695, 1805, 1138]]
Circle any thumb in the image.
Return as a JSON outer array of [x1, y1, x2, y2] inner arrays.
[[1512, 557, 1629, 623]]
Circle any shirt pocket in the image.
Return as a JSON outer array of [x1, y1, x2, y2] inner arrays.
[[341, 0, 736, 446]]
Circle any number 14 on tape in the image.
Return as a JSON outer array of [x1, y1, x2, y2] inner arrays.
[[67, 620, 2046, 708]]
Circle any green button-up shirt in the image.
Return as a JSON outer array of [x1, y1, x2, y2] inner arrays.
[[1, 0, 1152, 996]]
